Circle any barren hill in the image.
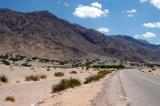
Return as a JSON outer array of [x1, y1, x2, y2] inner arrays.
[[0, 9, 160, 63]]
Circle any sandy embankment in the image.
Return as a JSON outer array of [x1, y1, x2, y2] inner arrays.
[[38, 73, 111, 106]]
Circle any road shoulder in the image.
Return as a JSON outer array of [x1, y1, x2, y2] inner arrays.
[[91, 71, 129, 106]]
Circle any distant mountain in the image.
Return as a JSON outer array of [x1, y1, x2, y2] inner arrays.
[[0, 9, 160, 63], [137, 39, 150, 45]]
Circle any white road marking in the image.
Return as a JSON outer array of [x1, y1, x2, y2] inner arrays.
[[130, 71, 160, 86]]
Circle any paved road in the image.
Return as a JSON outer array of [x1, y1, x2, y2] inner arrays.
[[120, 69, 160, 106]]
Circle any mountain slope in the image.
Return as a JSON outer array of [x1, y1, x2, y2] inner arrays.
[[0, 9, 160, 63]]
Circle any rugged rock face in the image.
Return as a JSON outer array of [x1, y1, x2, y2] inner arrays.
[[0, 9, 160, 63]]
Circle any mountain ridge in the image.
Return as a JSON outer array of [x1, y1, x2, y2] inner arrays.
[[0, 8, 160, 63]]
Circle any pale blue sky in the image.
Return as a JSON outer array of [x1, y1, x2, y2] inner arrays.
[[0, 0, 160, 44]]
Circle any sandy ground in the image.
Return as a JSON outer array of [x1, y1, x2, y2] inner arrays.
[[0, 64, 109, 106], [39, 75, 108, 106], [141, 68, 160, 76]]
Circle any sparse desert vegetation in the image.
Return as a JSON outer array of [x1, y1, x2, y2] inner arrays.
[[70, 70, 77, 74], [0, 74, 8, 83], [54, 72, 64, 77], [47, 68, 50, 71], [52, 78, 81, 93], [84, 70, 112, 84], [46, 66, 51, 71], [92, 64, 125, 69], [98, 70, 112, 75], [25, 74, 47, 81], [21, 62, 32, 67], [0, 6, 160, 106], [1, 60, 10, 65], [0, 54, 118, 106], [25, 75, 40, 81], [141, 68, 160, 77], [39, 74, 47, 79], [5, 96, 15, 102]]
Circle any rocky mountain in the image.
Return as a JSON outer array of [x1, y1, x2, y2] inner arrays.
[[0, 9, 160, 63]]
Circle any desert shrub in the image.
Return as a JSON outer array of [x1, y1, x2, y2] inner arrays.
[[70, 71, 77, 74], [8, 55, 25, 62], [9, 57, 19, 62], [46, 66, 51, 71], [0, 74, 8, 83], [84, 75, 101, 84], [47, 68, 50, 71], [1, 60, 10, 65], [32, 57, 38, 60], [54, 72, 64, 77], [86, 66, 90, 70], [47, 66, 51, 68], [92, 64, 125, 69], [40, 74, 47, 79], [25, 75, 40, 81], [5, 96, 15, 102], [52, 78, 81, 93], [98, 70, 112, 75], [21, 63, 31, 67], [25, 74, 47, 81], [59, 61, 65, 65], [84, 70, 112, 84], [39, 58, 50, 63], [152, 68, 156, 71]]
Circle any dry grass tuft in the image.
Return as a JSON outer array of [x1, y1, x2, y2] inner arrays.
[[25, 74, 47, 81], [0, 74, 8, 83], [54, 72, 64, 77], [70, 71, 77, 74], [40, 74, 47, 79], [5, 96, 15, 102]]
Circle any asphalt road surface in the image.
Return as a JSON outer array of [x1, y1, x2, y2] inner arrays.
[[120, 69, 160, 106]]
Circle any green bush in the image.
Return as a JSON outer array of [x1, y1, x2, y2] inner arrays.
[[0, 74, 8, 83], [52, 78, 81, 93], [21, 63, 32, 67], [54, 72, 64, 77], [84, 70, 112, 84], [92, 64, 125, 69], [1, 60, 10, 65]]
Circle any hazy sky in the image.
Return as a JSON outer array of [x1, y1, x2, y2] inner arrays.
[[0, 0, 160, 44]]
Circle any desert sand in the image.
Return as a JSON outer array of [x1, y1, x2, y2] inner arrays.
[[141, 68, 160, 76], [0, 64, 110, 106]]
